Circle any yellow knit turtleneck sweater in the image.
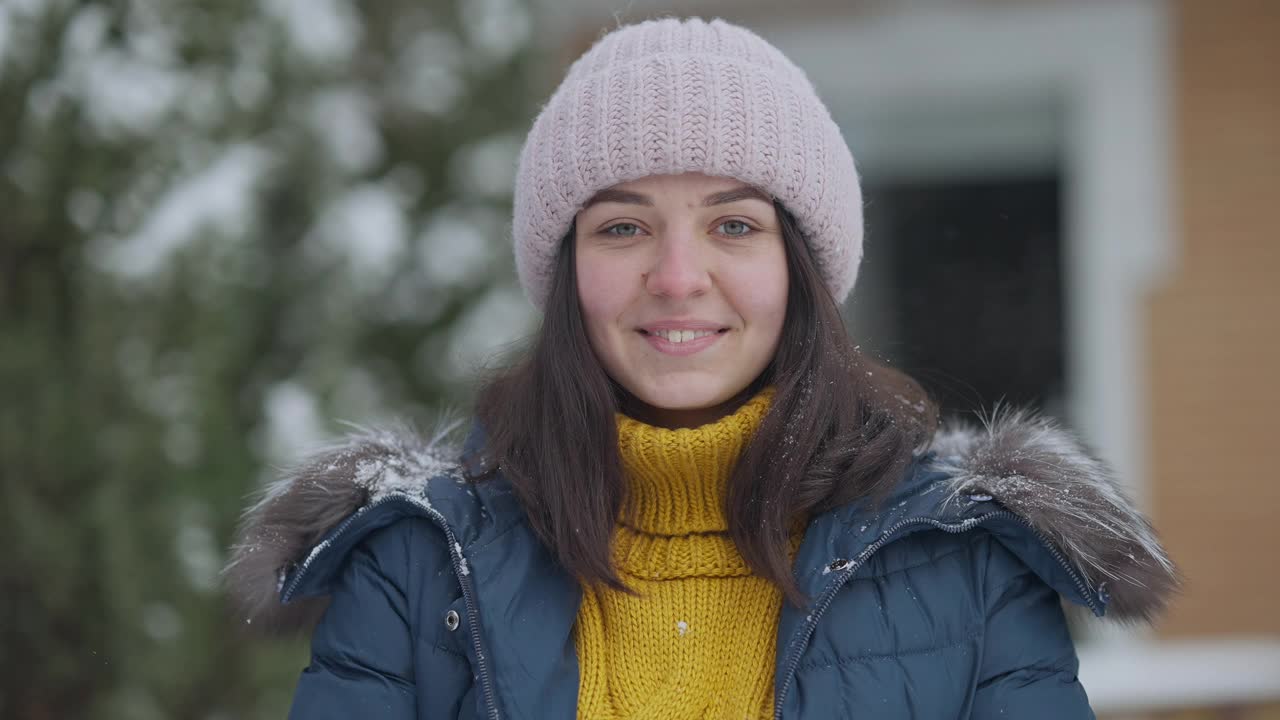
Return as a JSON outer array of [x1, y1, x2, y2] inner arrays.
[[574, 388, 796, 719]]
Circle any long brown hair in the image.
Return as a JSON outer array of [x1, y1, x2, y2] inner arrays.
[[473, 202, 938, 606]]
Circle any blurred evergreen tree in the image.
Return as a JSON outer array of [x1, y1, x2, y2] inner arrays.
[[0, 0, 539, 717]]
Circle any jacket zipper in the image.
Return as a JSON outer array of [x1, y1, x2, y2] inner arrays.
[[771, 509, 1100, 720], [281, 494, 503, 720]]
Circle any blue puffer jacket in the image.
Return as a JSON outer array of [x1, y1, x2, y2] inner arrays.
[[225, 411, 1177, 719]]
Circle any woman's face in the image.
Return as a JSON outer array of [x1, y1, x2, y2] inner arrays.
[[574, 172, 788, 428]]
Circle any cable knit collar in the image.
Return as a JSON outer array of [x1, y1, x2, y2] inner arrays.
[[614, 388, 775, 536]]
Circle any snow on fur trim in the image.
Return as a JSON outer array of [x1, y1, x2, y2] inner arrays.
[[222, 421, 463, 633], [928, 407, 1179, 623]]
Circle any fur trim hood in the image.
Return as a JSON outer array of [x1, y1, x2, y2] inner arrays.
[[222, 422, 465, 631], [928, 409, 1179, 623], [223, 411, 1178, 631]]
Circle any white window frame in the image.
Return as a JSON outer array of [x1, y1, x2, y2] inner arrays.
[[765, 1, 1175, 515]]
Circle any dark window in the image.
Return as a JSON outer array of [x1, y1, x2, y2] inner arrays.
[[854, 175, 1066, 417]]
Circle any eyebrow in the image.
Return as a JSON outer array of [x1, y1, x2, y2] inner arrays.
[[581, 184, 774, 210]]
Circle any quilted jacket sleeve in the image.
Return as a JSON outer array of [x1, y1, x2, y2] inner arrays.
[[971, 536, 1095, 719], [288, 521, 420, 719]]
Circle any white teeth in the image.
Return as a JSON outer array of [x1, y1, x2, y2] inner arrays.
[[651, 329, 717, 343]]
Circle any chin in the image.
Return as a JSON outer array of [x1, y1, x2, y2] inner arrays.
[[633, 376, 736, 412]]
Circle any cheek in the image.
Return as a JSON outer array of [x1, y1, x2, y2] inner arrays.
[[733, 252, 790, 335], [575, 246, 630, 340]]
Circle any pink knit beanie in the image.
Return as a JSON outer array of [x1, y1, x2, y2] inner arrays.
[[512, 17, 863, 309]]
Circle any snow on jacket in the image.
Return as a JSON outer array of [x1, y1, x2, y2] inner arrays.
[[225, 411, 1178, 719]]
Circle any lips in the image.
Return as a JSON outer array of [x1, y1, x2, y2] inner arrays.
[[638, 319, 729, 334], [637, 325, 728, 356], [643, 327, 721, 343]]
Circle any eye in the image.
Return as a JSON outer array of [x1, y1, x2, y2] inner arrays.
[[602, 222, 642, 237], [717, 219, 754, 237]]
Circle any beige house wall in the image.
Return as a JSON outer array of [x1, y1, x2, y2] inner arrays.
[[1149, 0, 1280, 638]]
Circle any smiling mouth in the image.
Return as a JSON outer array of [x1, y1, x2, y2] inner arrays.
[[637, 328, 730, 344]]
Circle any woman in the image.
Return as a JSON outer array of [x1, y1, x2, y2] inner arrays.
[[226, 17, 1178, 719]]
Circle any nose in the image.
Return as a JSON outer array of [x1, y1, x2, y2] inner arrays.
[[644, 235, 712, 300]]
